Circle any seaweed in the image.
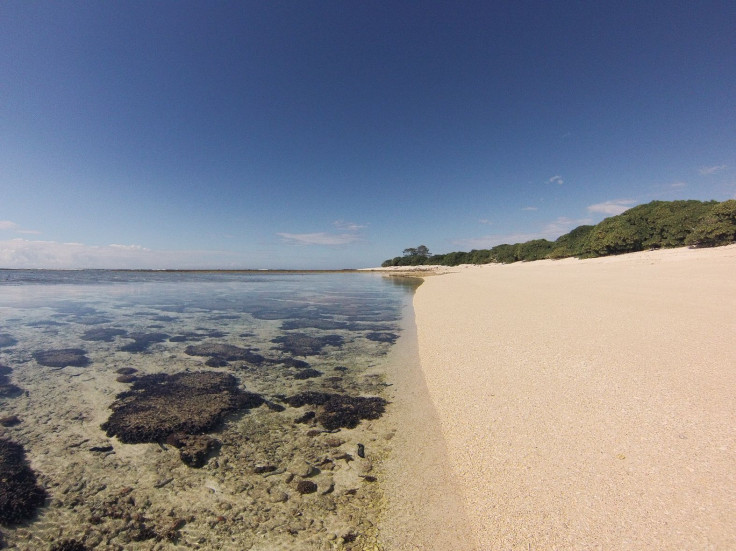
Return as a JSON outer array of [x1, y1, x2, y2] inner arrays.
[[119, 332, 170, 353], [0, 334, 17, 348]]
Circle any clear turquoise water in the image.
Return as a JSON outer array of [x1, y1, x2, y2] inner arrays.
[[0, 270, 417, 550]]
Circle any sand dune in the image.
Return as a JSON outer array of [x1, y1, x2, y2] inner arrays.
[[396, 245, 736, 549]]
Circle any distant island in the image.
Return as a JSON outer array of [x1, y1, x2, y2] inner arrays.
[[383, 199, 736, 267]]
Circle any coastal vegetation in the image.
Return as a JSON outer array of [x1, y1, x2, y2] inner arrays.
[[382, 199, 736, 266]]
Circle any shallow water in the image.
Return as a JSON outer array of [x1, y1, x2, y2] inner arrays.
[[0, 270, 417, 550]]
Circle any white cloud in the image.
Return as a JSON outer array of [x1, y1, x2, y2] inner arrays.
[[699, 164, 727, 175], [670, 181, 687, 189], [277, 232, 361, 246], [478, 219, 493, 225], [0, 238, 245, 269], [548, 175, 564, 185], [521, 206, 538, 211], [587, 199, 637, 216], [0, 220, 19, 230]]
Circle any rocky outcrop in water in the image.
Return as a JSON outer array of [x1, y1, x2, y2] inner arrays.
[[33, 348, 90, 368], [101, 371, 264, 467], [0, 439, 47, 524]]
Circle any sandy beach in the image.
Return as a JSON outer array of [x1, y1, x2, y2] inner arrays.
[[387, 245, 736, 550]]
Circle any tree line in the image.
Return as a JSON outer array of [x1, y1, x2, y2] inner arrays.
[[382, 199, 736, 267]]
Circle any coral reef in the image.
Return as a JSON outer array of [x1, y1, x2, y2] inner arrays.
[[32, 348, 90, 368], [0, 439, 47, 524]]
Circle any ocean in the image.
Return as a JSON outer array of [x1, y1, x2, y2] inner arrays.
[[0, 270, 418, 550]]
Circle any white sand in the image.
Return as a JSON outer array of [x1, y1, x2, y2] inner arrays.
[[405, 245, 736, 550]]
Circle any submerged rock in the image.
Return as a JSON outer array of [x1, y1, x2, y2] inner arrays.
[[50, 540, 89, 551], [119, 332, 170, 353], [0, 374, 22, 399], [365, 332, 399, 344], [0, 334, 17, 348], [0, 439, 47, 524], [0, 416, 20, 427], [184, 343, 267, 365], [286, 392, 387, 430], [166, 433, 220, 468], [101, 372, 263, 466], [271, 333, 344, 357], [33, 348, 90, 368], [81, 327, 127, 342], [292, 368, 323, 380]]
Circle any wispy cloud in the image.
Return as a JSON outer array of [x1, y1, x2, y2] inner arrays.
[[0, 238, 247, 269], [333, 220, 366, 232], [278, 220, 366, 247], [587, 199, 637, 216], [0, 220, 41, 234], [548, 175, 564, 185], [453, 217, 591, 250], [699, 164, 727, 175], [478, 219, 493, 225], [670, 181, 687, 189], [0, 220, 19, 230], [521, 206, 538, 211], [276, 232, 361, 246]]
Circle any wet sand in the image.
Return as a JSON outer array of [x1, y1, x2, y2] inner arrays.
[[406, 245, 736, 549]]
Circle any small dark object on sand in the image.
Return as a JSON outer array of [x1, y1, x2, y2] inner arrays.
[[357, 443, 365, 458], [296, 480, 318, 494], [50, 540, 89, 551], [0, 416, 20, 427], [115, 367, 138, 375]]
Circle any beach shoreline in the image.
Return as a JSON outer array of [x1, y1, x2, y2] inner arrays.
[[386, 244, 736, 549]]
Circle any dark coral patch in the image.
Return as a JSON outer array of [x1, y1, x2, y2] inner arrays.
[[0, 439, 47, 524], [184, 343, 266, 365], [119, 332, 170, 353], [80, 328, 127, 342], [292, 369, 322, 380], [0, 334, 17, 348], [33, 348, 90, 368], [0, 415, 20, 427], [101, 371, 262, 448], [295, 480, 318, 494], [365, 332, 399, 344], [0, 374, 22, 399], [50, 540, 89, 551], [270, 333, 344, 357], [115, 367, 137, 375], [286, 392, 387, 430], [165, 433, 220, 468]]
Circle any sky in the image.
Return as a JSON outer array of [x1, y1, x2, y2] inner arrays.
[[1, 1, 735, 269]]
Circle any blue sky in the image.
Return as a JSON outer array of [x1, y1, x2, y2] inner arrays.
[[1, 1, 734, 269]]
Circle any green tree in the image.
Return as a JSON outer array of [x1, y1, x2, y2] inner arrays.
[[685, 200, 736, 247]]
